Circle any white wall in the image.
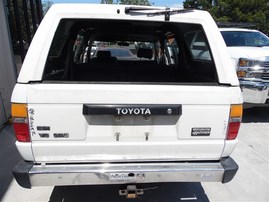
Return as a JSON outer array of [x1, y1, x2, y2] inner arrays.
[[0, 0, 17, 125]]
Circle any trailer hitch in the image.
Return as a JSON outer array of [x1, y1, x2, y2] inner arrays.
[[119, 185, 144, 199]]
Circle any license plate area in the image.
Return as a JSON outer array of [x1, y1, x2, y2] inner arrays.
[[109, 172, 146, 181], [83, 104, 182, 142], [85, 115, 180, 126], [83, 104, 181, 126]]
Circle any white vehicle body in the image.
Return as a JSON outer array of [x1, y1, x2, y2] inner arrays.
[[11, 4, 242, 190], [220, 28, 269, 104]]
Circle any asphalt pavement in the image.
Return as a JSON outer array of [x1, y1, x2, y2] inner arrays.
[[0, 106, 268, 202]]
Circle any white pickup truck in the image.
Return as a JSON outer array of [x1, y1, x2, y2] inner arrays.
[[11, 4, 242, 197], [220, 28, 269, 104]]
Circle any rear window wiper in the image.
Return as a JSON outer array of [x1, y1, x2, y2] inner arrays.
[[125, 7, 193, 21]]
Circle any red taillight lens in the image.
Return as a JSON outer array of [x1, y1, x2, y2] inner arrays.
[[11, 104, 30, 142], [227, 105, 243, 140], [13, 122, 30, 142], [227, 122, 241, 140]]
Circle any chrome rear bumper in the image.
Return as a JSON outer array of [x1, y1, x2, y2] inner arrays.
[[13, 157, 238, 188], [240, 80, 269, 104]]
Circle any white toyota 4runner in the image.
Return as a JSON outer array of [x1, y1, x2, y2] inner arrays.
[[11, 4, 243, 196]]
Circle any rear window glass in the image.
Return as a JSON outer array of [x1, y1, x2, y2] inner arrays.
[[43, 19, 217, 83], [185, 31, 212, 61]]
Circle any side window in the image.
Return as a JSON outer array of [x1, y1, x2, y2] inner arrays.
[[42, 20, 73, 80], [184, 31, 212, 61]]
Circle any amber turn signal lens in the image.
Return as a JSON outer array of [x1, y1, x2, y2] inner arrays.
[[237, 71, 246, 77], [230, 104, 243, 117], [12, 103, 28, 118]]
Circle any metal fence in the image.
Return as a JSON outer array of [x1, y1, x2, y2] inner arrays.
[[0, 0, 43, 125], [7, 0, 43, 63]]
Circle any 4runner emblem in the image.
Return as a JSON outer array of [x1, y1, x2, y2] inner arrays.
[[116, 108, 151, 115]]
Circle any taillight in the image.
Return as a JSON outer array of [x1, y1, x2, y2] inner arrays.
[[11, 103, 30, 142], [227, 104, 242, 140]]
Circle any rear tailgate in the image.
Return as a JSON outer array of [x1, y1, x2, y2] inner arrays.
[[26, 83, 240, 163]]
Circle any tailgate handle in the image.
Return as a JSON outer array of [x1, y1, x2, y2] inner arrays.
[[83, 104, 182, 116]]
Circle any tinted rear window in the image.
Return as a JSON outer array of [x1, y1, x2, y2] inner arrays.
[[43, 19, 217, 84]]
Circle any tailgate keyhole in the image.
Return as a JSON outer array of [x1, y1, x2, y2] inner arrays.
[[115, 132, 120, 141]]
